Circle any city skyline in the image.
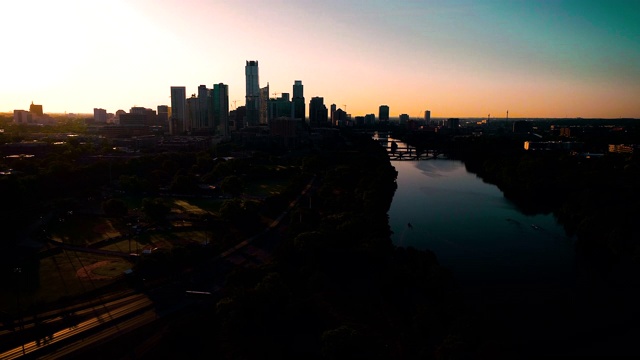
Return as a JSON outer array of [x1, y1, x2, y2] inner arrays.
[[1, 0, 639, 119]]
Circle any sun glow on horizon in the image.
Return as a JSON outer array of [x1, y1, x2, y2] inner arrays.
[[1, 0, 638, 118]]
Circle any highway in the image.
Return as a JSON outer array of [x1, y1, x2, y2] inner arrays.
[[0, 293, 155, 359]]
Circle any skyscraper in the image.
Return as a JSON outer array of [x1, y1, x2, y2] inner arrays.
[[379, 105, 390, 123], [157, 105, 169, 127], [330, 104, 336, 126], [292, 80, 305, 121], [424, 110, 431, 123], [309, 97, 328, 127], [170, 86, 186, 135], [186, 94, 198, 133], [212, 83, 230, 137], [259, 84, 269, 125], [197, 84, 210, 131], [268, 93, 292, 121], [245, 60, 260, 126]]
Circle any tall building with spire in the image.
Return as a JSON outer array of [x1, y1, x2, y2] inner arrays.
[[292, 80, 305, 121], [245, 60, 260, 126]]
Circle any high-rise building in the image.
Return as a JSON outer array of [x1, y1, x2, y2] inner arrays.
[[170, 86, 186, 135], [212, 83, 230, 137], [197, 84, 211, 131], [330, 104, 337, 126], [365, 114, 376, 125], [424, 110, 431, 123], [29, 102, 43, 116], [13, 110, 32, 124], [245, 60, 260, 126], [94, 108, 107, 123], [186, 94, 198, 133], [309, 97, 328, 128], [379, 105, 390, 122], [259, 84, 269, 125], [157, 105, 169, 127], [334, 108, 347, 127], [130, 107, 147, 115], [268, 93, 292, 121], [399, 114, 409, 124], [292, 80, 305, 121]]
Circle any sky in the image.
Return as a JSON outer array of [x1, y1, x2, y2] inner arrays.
[[1, 0, 639, 118]]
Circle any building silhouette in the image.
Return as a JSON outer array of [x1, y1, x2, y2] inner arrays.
[[259, 84, 269, 125], [29, 102, 43, 116], [268, 93, 292, 121], [365, 114, 376, 125], [212, 83, 229, 137], [157, 105, 169, 128], [94, 108, 107, 123], [379, 105, 389, 123], [186, 94, 198, 133], [170, 86, 186, 135], [197, 84, 211, 131], [13, 110, 32, 124], [245, 60, 260, 126], [309, 97, 328, 128], [425, 110, 431, 123], [330, 104, 337, 126], [292, 80, 305, 121], [447, 118, 460, 129], [334, 108, 348, 127]]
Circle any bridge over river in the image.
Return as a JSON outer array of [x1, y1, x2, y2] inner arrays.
[[372, 133, 442, 160]]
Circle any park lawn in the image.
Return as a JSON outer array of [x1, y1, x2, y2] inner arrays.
[[174, 197, 223, 214], [91, 261, 132, 277], [172, 199, 211, 215], [142, 230, 210, 247], [100, 238, 146, 254]]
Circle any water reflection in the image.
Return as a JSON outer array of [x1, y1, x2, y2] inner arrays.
[[385, 135, 640, 355]]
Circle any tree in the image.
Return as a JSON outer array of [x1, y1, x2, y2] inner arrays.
[[169, 172, 199, 194], [142, 198, 171, 223], [220, 175, 244, 198], [102, 198, 128, 217], [219, 199, 243, 222]]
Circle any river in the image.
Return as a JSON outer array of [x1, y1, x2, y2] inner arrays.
[[384, 137, 640, 356]]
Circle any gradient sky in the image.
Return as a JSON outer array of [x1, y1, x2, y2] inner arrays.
[[2, 0, 639, 118]]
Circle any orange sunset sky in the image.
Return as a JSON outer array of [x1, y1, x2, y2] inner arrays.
[[1, 0, 639, 119]]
